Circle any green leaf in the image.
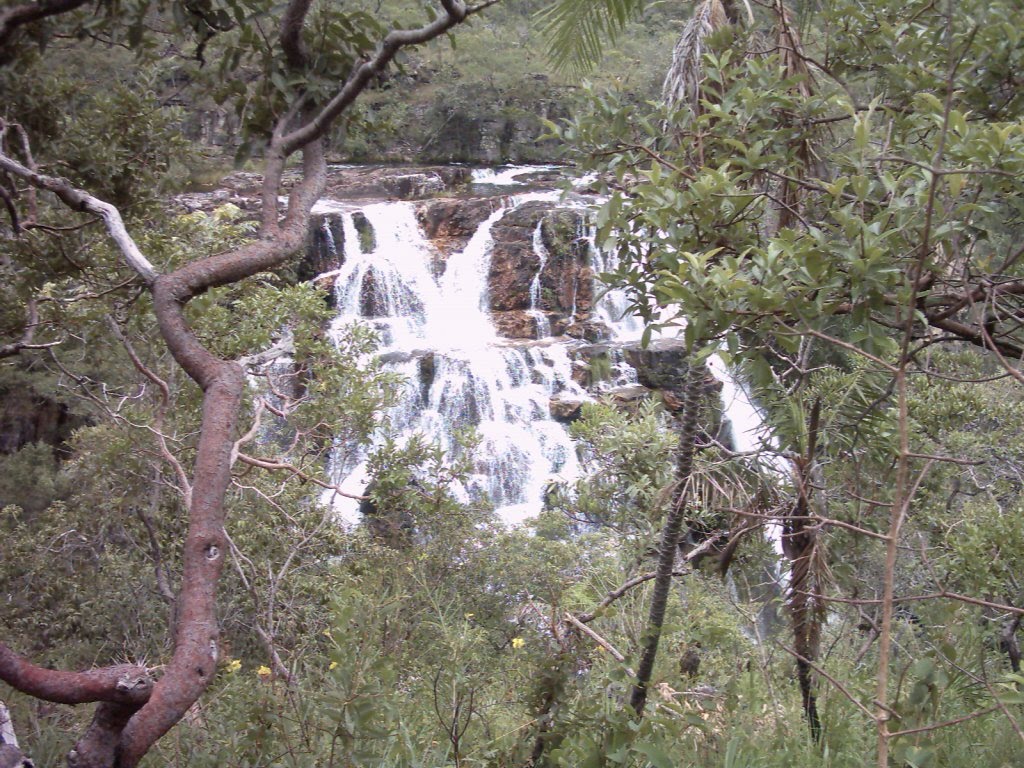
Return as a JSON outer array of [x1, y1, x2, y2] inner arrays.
[[633, 741, 674, 768]]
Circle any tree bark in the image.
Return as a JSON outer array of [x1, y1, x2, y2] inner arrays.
[[0, 3, 500, 762], [628, 360, 705, 715]]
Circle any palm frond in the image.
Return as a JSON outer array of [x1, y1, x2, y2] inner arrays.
[[537, 0, 647, 76]]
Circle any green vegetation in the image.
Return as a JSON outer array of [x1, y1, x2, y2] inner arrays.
[[1, 0, 1024, 766]]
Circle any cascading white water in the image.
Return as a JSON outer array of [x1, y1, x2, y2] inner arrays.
[[315, 170, 781, 533], [323, 192, 591, 525], [528, 223, 551, 339], [471, 165, 560, 186]]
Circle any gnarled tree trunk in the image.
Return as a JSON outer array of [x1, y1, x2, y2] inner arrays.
[[0, 1, 496, 764]]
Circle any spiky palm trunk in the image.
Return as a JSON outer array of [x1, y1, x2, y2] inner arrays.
[[629, 361, 705, 715], [783, 400, 829, 741], [784, 485, 826, 741]]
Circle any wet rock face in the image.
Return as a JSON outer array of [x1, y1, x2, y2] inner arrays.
[[485, 202, 593, 337], [622, 339, 724, 394], [488, 202, 545, 312], [420, 198, 601, 341], [351, 212, 376, 252], [549, 394, 585, 423], [416, 198, 497, 263], [302, 213, 346, 280], [537, 208, 593, 317], [622, 339, 693, 391], [491, 310, 570, 340]]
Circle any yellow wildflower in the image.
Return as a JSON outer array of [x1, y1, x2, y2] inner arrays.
[[329, 661, 338, 670], [225, 658, 241, 673], [511, 637, 525, 649], [256, 665, 272, 678], [464, 613, 474, 620]]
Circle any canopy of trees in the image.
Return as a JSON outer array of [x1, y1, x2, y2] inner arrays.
[[1, 1, 1023, 767]]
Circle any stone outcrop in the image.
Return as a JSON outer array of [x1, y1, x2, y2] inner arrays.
[[416, 198, 498, 264], [606, 384, 654, 412], [0, 385, 83, 456], [491, 310, 571, 340], [622, 337, 723, 405], [486, 202, 593, 339], [622, 339, 693, 391], [302, 213, 345, 279], [549, 394, 585, 423], [414, 197, 598, 340], [321, 166, 471, 200]]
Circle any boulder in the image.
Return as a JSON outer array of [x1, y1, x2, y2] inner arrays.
[[351, 211, 376, 252], [417, 352, 436, 404], [622, 338, 693, 391], [491, 310, 540, 340], [621, 338, 724, 397], [569, 343, 616, 387], [301, 212, 346, 280], [606, 384, 654, 411], [565, 320, 611, 343], [491, 310, 570, 340], [549, 395, 586, 423]]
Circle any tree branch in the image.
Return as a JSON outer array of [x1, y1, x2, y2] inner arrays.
[[0, 0, 88, 52], [0, 301, 59, 358], [0, 644, 151, 706], [280, 0, 500, 153], [0, 152, 158, 283]]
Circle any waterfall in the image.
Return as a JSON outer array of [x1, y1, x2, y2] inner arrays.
[[313, 177, 782, 535], [528, 223, 552, 338], [322, 193, 588, 526]]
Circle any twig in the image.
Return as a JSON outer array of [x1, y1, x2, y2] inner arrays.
[[235, 452, 364, 499], [776, 642, 876, 721], [887, 706, 1000, 738], [562, 613, 635, 676]]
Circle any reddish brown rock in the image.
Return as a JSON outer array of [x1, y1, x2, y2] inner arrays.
[[491, 310, 538, 339], [416, 197, 499, 265], [491, 310, 571, 339], [488, 202, 545, 311], [536, 209, 593, 318]]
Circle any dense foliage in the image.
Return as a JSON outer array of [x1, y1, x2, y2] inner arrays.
[[2, 0, 1024, 766]]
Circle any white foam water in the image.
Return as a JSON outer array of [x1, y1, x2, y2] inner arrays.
[[317, 191, 780, 534], [322, 194, 591, 525]]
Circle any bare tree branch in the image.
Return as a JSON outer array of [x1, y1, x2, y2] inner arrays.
[[0, 644, 150, 706], [0, 153, 158, 283], [0, 300, 60, 358], [280, 0, 500, 153]]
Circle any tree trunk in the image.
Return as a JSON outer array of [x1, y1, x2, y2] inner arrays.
[[0, 2, 495, 762], [629, 360, 704, 715]]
